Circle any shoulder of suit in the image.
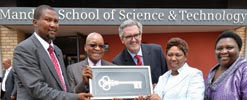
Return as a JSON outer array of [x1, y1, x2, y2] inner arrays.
[[184, 66, 202, 75], [67, 60, 87, 68], [17, 36, 33, 46], [14, 36, 37, 52], [142, 43, 162, 48], [102, 59, 115, 65]]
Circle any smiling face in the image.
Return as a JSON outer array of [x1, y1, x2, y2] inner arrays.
[[166, 46, 187, 72], [33, 8, 58, 42], [85, 33, 105, 64], [121, 25, 142, 54], [215, 38, 240, 68]]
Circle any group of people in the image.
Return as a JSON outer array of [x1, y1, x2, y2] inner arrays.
[[1, 4, 246, 100]]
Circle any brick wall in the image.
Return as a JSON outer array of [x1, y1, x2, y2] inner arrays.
[[0, 26, 25, 61], [235, 26, 246, 57]]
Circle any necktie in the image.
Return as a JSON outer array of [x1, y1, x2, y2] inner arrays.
[[48, 45, 67, 91], [135, 55, 143, 65]]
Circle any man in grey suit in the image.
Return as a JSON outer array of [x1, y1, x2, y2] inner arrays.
[[13, 5, 92, 100], [67, 32, 114, 93], [1, 58, 17, 100], [112, 19, 168, 85]]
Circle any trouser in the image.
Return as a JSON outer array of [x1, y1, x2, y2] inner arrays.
[[1, 90, 5, 99]]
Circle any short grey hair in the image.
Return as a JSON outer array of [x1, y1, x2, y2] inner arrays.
[[118, 19, 143, 38]]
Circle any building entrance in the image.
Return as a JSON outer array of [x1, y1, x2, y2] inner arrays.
[[54, 34, 86, 67]]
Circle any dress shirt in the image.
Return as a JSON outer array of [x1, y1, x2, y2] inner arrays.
[[88, 59, 102, 66], [128, 48, 144, 65], [34, 32, 65, 83]]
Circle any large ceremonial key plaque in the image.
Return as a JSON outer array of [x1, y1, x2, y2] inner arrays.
[[89, 66, 153, 99]]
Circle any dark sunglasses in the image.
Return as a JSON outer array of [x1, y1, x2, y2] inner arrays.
[[123, 33, 141, 40], [87, 44, 105, 49]]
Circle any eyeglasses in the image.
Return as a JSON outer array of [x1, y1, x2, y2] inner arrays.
[[87, 44, 105, 49], [122, 33, 141, 40]]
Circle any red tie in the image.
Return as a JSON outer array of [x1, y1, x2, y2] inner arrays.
[[48, 45, 67, 91], [135, 55, 143, 65]]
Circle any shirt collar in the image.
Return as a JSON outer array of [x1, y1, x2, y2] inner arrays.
[[87, 58, 102, 66], [177, 63, 188, 74], [34, 32, 54, 51], [6, 66, 12, 71], [128, 47, 143, 58]]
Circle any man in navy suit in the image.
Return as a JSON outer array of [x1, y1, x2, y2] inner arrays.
[[12, 5, 92, 100], [112, 19, 168, 85], [1, 58, 16, 100]]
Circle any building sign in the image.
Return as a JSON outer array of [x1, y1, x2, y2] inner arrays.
[[0, 7, 247, 25]]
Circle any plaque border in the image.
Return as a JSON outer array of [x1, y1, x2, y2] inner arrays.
[[89, 66, 153, 99]]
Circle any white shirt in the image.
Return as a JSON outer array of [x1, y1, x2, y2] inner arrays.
[[2, 67, 12, 91], [88, 58, 102, 66]]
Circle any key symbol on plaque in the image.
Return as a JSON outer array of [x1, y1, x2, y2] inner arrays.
[[98, 76, 142, 91]]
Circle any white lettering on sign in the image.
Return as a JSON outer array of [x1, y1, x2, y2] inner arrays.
[[178, 10, 247, 24], [118, 9, 166, 21], [58, 9, 100, 20], [0, 8, 247, 25], [0, 9, 34, 20]]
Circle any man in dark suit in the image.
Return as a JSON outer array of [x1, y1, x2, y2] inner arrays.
[[1, 58, 16, 100], [12, 5, 92, 100], [67, 32, 114, 93], [112, 19, 168, 85]]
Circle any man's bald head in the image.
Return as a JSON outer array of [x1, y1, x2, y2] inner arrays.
[[2, 58, 11, 69], [84, 32, 105, 64], [86, 32, 104, 44]]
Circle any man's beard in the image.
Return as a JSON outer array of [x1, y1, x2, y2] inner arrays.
[[48, 34, 56, 41]]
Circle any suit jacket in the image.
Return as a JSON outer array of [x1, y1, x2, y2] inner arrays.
[[112, 44, 168, 83], [13, 34, 77, 100], [154, 63, 205, 100], [67, 58, 114, 93], [2, 68, 17, 100]]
